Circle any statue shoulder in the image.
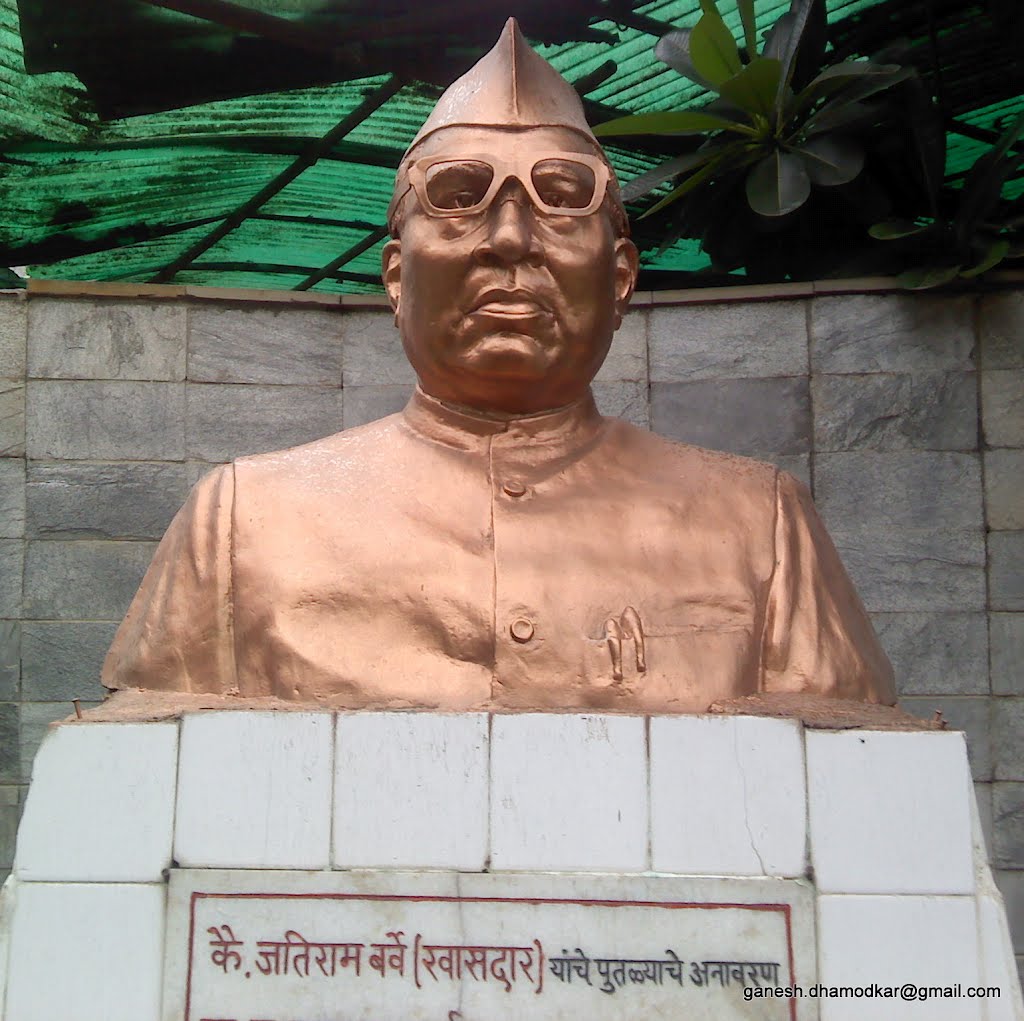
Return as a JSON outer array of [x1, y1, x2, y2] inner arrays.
[[229, 414, 406, 488], [602, 416, 780, 493]]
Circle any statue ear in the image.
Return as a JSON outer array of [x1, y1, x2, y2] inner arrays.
[[382, 240, 402, 319], [613, 238, 639, 326]]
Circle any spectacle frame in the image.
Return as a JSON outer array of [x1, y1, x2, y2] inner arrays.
[[403, 151, 611, 219]]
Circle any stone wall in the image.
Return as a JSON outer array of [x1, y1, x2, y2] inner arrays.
[[0, 282, 1021, 971]]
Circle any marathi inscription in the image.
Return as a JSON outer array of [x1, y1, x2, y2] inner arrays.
[[165, 871, 817, 1020]]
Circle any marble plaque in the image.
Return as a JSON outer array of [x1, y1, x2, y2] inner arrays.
[[163, 870, 817, 1021]]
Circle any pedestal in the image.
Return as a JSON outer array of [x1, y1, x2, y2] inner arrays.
[[0, 710, 1020, 1020]]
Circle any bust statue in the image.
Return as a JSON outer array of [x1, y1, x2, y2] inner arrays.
[[102, 19, 895, 713]]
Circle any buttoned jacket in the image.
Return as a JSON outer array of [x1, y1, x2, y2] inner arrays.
[[103, 388, 895, 711]]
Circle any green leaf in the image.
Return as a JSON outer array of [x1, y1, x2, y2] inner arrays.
[[805, 60, 905, 90], [797, 134, 864, 186], [896, 264, 962, 290], [802, 100, 877, 137], [745, 150, 811, 216], [797, 66, 914, 121], [654, 30, 715, 90], [957, 112, 1024, 235], [765, 0, 816, 113], [593, 110, 743, 137], [621, 152, 715, 202], [736, 0, 758, 58], [638, 158, 729, 218], [869, 219, 931, 240], [690, 10, 743, 86], [717, 58, 783, 118], [961, 239, 1011, 278]]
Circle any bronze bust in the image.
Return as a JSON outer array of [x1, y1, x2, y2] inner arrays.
[[102, 20, 895, 713]]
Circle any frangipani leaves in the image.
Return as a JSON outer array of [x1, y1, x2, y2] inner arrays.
[[745, 150, 811, 215], [798, 135, 865, 186], [717, 58, 783, 119], [594, 110, 744, 137], [689, 9, 743, 86]]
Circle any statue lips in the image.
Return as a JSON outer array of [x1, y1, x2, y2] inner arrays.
[[467, 287, 553, 324]]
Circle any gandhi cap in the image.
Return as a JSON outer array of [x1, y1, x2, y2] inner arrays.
[[403, 17, 600, 157], [390, 18, 626, 235]]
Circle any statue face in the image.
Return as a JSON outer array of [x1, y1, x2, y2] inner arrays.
[[383, 126, 638, 414]]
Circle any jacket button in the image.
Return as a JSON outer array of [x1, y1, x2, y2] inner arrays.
[[510, 617, 535, 642], [502, 479, 527, 498]]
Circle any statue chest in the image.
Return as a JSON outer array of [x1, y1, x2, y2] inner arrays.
[[231, 444, 772, 711]]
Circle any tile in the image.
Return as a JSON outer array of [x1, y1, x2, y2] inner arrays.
[[975, 781, 994, 861], [993, 783, 1024, 870], [5, 881, 165, 1021], [14, 722, 177, 881], [591, 379, 649, 428], [596, 307, 647, 382], [0, 296, 26, 378], [650, 299, 807, 381], [983, 371, 1024, 447], [341, 383, 412, 428], [817, 895, 979, 1020], [18, 702, 89, 783], [806, 730, 974, 894], [20, 621, 118, 701], [26, 380, 185, 460], [650, 716, 806, 877], [22, 539, 156, 620], [0, 540, 21, 618], [898, 696, 992, 781], [0, 380, 24, 457], [812, 371, 977, 451], [25, 460, 192, 540], [0, 873, 15, 1012], [985, 450, 1024, 531], [188, 303, 342, 385], [995, 700, 1024, 781], [829, 526, 985, 612], [995, 870, 1024, 955], [651, 377, 811, 458], [0, 785, 18, 869], [27, 297, 185, 381], [870, 613, 988, 696], [490, 714, 647, 871], [340, 310, 414, 386], [980, 292, 1024, 369], [815, 451, 982, 531], [0, 703, 16, 781], [991, 615, 1024, 696], [0, 619, 17, 701], [990, 532, 1024, 612], [977, 891, 1024, 1019], [0, 458, 24, 539], [811, 293, 975, 373], [186, 382, 342, 461], [333, 713, 488, 869], [163, 868, 817, 1021], [175, 711, 333, 868]]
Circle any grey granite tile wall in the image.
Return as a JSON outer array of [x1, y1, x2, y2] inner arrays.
[[1, 284, 1021, 969]]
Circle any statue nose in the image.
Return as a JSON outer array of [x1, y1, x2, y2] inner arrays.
[[476, 183, 542, 266]]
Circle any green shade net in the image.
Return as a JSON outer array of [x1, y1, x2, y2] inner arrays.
[[1, 0, 1021, 291]]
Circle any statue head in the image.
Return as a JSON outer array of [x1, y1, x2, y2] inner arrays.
[[382, 18, 638, 415]]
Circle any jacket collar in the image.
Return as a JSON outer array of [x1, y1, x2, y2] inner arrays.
[[401, 385, 606, 454]]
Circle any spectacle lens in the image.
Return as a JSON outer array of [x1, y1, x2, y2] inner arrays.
[[410, 152, 608, 218], [425, 161, 494, 211], [531, 159, 597, 211]]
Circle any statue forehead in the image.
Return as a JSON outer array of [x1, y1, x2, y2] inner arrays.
[[406, 124, 602, 160]]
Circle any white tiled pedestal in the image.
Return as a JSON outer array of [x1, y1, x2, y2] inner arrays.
[[0, 711, 1020, 1021]]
